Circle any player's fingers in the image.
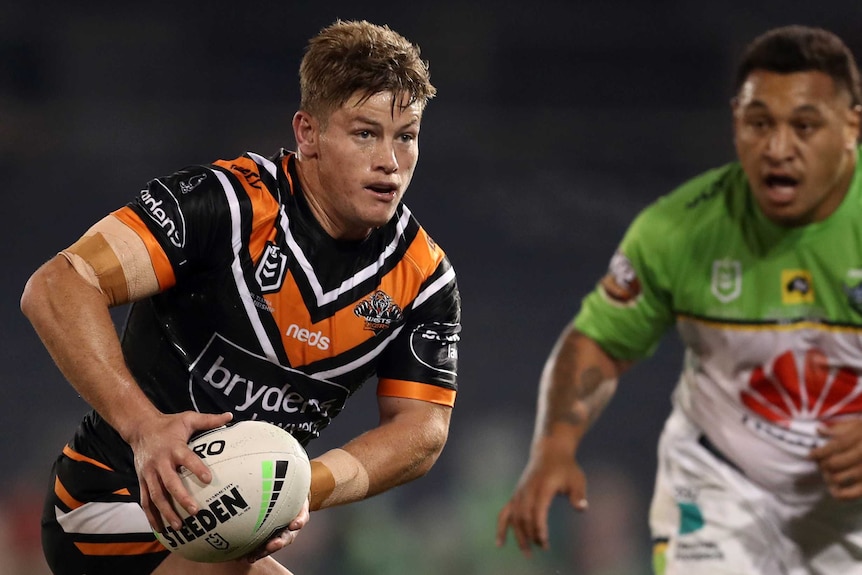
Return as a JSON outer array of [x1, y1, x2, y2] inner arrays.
[[511, 517, 534, 558], [501, 494, 536, 557], [158, 459, 200, 519], [139, 477, 165, 532], [247, 528, 296, 563], [176, 445, 213, 485], [531, 479, 572, 549], [288, 499, 310, 531], [146, 472, 183, 530], [815, 444, 862, 474], [827, 479, 862, 501], [495, 503, 513, 547], [192, 411, 234, 432]]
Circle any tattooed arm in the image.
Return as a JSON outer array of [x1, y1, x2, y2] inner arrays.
[[495, 324, 632, 556]]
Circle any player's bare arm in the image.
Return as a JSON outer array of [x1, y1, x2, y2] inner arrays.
[[20, 216, 232, 531], [309, 396, 451, 511], [496, 324, 631, 556]]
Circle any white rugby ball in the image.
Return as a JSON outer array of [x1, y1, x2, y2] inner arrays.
[[154, 420, 311, 562]]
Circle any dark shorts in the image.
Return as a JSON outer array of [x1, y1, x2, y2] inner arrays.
[[41, 446, 170, 575]]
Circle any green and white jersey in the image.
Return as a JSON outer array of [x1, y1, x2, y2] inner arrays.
[[576, 148, 862, 500]]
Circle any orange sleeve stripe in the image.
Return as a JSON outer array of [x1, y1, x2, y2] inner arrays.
[[74, 540, 166, 556], [112, 207, 176, 289], [54, 477, 85, 510], [213, 156, 280, 263], [63, 444, 114, 471], [377, 379, 456, 407], [113, 488, 132, 496]]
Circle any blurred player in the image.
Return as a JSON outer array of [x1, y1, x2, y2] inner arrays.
[[497, 25, 862, 574], [22, 19, 460, 575]]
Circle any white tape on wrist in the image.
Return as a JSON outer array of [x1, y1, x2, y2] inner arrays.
[[315, 448, 370, 508]]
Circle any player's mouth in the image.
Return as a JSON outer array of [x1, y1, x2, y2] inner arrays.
[[366, 182, 399, 200], [762, 173, 801, 204]]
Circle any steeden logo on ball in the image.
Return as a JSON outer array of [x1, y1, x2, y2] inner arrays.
[[154, 420, 311, 563]]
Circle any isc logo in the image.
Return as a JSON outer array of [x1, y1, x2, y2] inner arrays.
[[286, 324, 330, 351]]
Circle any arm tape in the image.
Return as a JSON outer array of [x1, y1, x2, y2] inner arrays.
[[308, 448, 370, 511], [60, 215, 159, 305]]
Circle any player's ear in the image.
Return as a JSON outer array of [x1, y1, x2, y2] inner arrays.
[[293, 111, 320, 158], [845, 104, 861, 150]]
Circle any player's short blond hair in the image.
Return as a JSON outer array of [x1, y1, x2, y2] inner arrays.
[[299, 20, 436, 122]]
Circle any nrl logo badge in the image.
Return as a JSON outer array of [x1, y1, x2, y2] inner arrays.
[[354, 290, 403, 334], [255, 243, 288, 294], [711, 259, 741, 303]]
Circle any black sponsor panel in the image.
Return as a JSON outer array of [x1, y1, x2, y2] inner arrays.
[[189, 335, 349, 445]]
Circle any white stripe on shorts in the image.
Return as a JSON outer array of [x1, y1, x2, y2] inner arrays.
[[56, 501, 152, 535]]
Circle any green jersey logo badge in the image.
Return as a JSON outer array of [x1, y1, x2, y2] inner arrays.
[[711, 259, 741, 303]]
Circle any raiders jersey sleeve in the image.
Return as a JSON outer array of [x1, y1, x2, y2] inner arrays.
[[73, 150, 460, 469]]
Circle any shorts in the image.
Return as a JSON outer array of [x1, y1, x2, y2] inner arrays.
[[649, 408, 862, 575], [41, 445, 169, 575]]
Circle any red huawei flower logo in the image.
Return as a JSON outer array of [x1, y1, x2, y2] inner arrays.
[[741, 349, 862, 425]]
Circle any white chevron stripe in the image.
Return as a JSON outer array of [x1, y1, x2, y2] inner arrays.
[[414, 267, 456, 309], [311, 325, 405, 379], [209, 168, 278, 362], [282, 206, 413, 307]]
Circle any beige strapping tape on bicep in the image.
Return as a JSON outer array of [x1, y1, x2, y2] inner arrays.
[[60, 215, 159, 305], [314, 448, 370, 508]]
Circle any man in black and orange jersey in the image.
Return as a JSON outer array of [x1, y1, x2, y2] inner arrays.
[[21, 20, 460, 575]]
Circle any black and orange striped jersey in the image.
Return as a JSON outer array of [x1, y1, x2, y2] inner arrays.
[[70, 149, 460, 472]]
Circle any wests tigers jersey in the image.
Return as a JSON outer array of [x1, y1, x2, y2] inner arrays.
[[72, 150, 460, 471]]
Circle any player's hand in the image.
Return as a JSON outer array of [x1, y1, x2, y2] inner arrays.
[[495, 447, 588, 557], [246, 498, 310, 563], [129, 410, 234, 532], [810, 418, 862, 500]]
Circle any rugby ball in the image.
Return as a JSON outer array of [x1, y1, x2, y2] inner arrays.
[[154, 420, 311, 562]]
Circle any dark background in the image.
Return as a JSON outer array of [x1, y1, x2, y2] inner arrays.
[[3, 2, 862, 573]]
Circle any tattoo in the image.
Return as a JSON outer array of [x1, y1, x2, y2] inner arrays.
[[544, 361, 606, 434], [542, 332, 616, 435]]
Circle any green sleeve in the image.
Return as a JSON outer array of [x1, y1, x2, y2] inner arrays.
[[574, 198, 678, 361]]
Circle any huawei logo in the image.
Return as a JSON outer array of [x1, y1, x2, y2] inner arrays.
[[741, 349, 862, 425]]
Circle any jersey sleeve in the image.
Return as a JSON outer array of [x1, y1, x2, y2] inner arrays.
[[376, 256, 461, 407], [112, 165, 232, 290], [574, 199, 677, 361]]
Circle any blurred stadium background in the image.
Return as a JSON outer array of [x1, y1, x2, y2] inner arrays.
[[3, 1, 861, 573]]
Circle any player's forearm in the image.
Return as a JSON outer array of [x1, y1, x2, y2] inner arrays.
[[21, 256, 162, 441], [309, 401, 450, 510], [531, 326, 627, 457]]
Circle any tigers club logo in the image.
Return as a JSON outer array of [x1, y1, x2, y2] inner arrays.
[[741, 349, 862, 432], [354, 290, 403, 334]]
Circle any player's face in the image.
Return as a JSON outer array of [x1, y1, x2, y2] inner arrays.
[[733, 69, 860, 227], [313, 91, 421, 240]]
